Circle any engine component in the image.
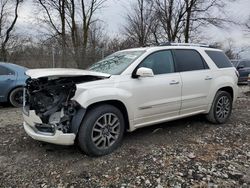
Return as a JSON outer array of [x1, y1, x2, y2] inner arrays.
[[25, 75, 104, 134]]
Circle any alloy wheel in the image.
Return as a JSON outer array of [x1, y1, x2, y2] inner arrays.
[[216, 96, 231, 121], [91, 113, 121, 149]]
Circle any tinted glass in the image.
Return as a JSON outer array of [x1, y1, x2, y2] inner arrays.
[[139, 50, 175, 75], [89, 50, 145, 75], [240, 61, 250, 67], [0, 66, 14, 75], [231, 60, 238, 67], [206, 50, 232, 68], [174, 50, 206, 72]]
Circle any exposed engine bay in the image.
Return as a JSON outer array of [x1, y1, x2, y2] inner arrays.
[[24, 76, 105, 134]]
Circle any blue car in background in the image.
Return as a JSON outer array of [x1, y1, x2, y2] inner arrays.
[[0, 62, 28, 107]]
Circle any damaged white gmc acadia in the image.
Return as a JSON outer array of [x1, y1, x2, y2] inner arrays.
[[22, 43, 238, 156]]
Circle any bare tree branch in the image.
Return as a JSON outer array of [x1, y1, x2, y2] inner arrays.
[[124, 0, 155, 46], [0, 0, 23, 61]]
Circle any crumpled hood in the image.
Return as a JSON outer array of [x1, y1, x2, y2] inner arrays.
[[25, 68, 110, 79]]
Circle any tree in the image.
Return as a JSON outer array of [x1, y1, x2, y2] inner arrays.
[[155, 0, 186, 42], [210, 38, 245, 59], [245, 16, 250, 35], [224, 39, 237, 59], [66, 0, 107, 68], [35, 0, 67, 67], [0, 0, 23, 61], [182, 0, 234, 43], [124, 0, 155, 46], [35, 0, 107, 68], [155, 0, 234, 43]]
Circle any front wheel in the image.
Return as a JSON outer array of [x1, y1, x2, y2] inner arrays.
[[206, 91, 233, 124], [78, 104, 125, 156], [9, 87, 24, 108]]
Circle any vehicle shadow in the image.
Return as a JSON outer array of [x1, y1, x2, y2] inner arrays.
[[0, 102, 12, 108], [33, 114, 216, 158]]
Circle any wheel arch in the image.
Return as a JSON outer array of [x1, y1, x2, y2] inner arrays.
[[8, 85, 24, 102], [206, 86, 234, 124], [85, 100, 130, 131], [217, 86, 234, 100], [206, 84, 236, 114]]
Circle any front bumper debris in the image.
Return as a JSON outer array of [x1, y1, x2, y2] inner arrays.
[[23, 111, 76, 145]]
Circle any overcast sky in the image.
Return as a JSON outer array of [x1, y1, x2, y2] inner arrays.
[[17, 0, 250, 57]]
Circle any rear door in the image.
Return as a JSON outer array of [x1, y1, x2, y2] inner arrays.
[[0, 65, 16, 101], [173, 49, 213, 115]]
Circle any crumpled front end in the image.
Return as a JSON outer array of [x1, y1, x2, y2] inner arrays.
[[22, 74, 107, 145]]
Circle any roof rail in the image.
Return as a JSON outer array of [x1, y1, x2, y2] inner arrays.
[[158, 42, 171, 46], [159, 42, 210, 48]]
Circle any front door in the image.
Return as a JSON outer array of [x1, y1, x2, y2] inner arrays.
[[127, 50, 182, 127]]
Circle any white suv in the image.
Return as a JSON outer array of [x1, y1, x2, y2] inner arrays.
[[23, 43, 238, 156]]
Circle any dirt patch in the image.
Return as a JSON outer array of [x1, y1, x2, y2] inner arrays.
[[0, 86, 250, 187]]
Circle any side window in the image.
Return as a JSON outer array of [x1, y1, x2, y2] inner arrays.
[[139, 50, 175, 75], [0, 66, 14, 75], [205, 50, 232, 68], [238, 61, 244, 68], [242, 61, 250, 68], [173, 50, 206, 72]]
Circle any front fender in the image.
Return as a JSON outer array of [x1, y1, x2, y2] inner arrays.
[[72, 87, 134, 121]]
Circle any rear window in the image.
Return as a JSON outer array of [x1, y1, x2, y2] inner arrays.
[[206, 51, 232, 68]]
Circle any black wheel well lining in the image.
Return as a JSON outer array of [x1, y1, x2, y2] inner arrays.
[[85, 100, 130, 131], [218, 86, 234, 99]]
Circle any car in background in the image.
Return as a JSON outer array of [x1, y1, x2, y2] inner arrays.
[[231, 59, 250, 84], [0, 62, 28, 107]]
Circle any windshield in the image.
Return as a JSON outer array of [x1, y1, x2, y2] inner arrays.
[[89, 50, 145, 75]]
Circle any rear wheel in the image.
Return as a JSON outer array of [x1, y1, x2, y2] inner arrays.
[[9, 87, 24, 108], [206, 91, 232, 124], [78, 104, 125, 156]]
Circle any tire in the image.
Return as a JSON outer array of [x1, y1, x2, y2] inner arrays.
[[206, 91, 232, 124], [78, 104, 125, 156], [9, 87, 24, 108]]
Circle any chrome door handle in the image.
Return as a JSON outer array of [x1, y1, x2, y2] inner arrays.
[[205, 76, 213, 80], [170, 80, 180, 85]]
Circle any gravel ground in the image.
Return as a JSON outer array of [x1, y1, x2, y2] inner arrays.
[[0, 86, 250, 188]]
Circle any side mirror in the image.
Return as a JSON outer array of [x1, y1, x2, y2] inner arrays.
[[136, 67, 154, 77]]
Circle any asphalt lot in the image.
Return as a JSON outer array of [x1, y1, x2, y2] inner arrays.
[[0, 86, 250, 188]]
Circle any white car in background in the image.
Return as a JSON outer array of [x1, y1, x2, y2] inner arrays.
[[22, 43, 238, 156]]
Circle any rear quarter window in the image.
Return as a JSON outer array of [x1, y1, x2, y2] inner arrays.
[[206, 50, 232, 68]]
